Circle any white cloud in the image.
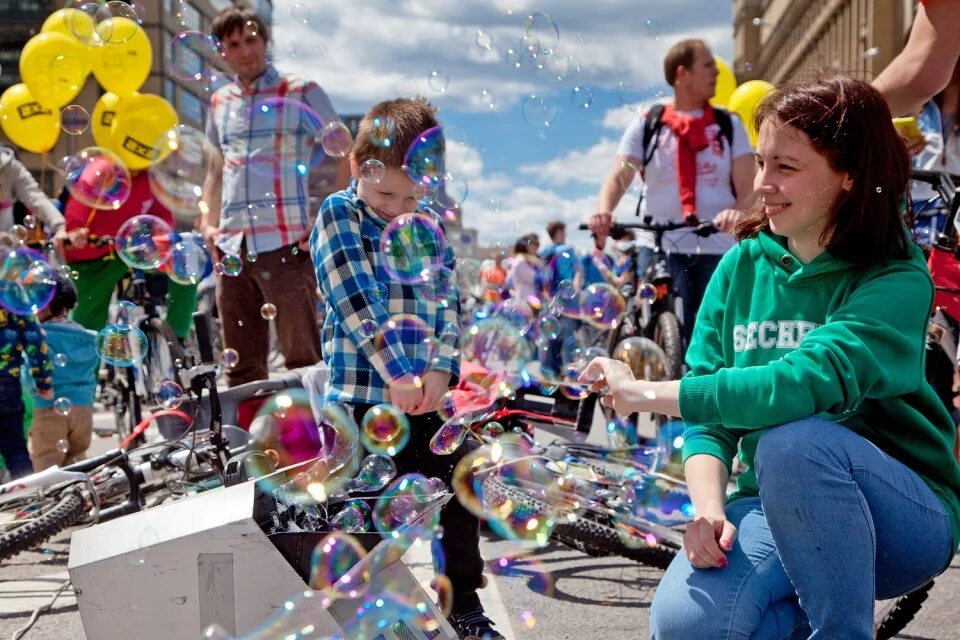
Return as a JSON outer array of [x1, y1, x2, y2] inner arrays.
[[268, 0, 731, 248]]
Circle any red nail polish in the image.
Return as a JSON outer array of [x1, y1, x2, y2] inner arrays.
[[719, 557, 728, 568]]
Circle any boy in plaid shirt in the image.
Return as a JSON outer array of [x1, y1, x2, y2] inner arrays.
[[310, 98, 503, 640]]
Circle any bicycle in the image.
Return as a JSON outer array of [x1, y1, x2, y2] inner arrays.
[[440, 404, 934, 640], [0, 312, 264, 561], [62, 234, 194, 448]]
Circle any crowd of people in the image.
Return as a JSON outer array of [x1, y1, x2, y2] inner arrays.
[[1, 0, 960, 638]]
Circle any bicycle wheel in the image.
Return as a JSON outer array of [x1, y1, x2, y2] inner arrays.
[[0, 490, 86, 562], [874, 581, 934, 640], [480, 474, 682, 570], [651, 310, 683, 381], [143, 317, 186, 393]]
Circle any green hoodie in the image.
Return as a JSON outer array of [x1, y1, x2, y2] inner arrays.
[[679, 230, 960, 549]]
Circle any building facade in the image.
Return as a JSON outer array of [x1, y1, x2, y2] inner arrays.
[[732, 0, 916, 85]]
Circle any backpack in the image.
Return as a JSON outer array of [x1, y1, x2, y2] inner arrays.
[[635, 103, 735, 214]]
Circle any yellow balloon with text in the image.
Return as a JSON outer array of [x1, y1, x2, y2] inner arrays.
[[19, 32, 89, 108], [41, 8, 96, 46], [0, 84, 61, 154], [91, 18, 152, 97], [727, 80, 776, 147], [91, 91, 137, 153], [710, 57, 737, 108], [110, 94, 179, 170]]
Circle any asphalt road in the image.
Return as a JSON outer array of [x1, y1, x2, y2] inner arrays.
[[1, 411, 959, 640]]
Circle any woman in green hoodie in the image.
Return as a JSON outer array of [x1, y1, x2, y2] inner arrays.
[[581, 73, 960, 639]]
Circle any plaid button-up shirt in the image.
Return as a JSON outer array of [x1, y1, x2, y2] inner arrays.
[[310, 186, 460, 404], [206, 64, 339, 254]]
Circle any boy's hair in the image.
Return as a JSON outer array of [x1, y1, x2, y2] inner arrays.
[[664, 39, 708, 87], [733, 72, 911, 265], [352, 97, 440, 170], [546, 221, 565, 241], [212, 1, 270, 44], [48, 272, 77, 317]]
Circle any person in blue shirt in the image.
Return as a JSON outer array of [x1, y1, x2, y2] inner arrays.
[[310, 97, 504, 640], [538, 221, 581, 374], [27, 273, 97, 471]]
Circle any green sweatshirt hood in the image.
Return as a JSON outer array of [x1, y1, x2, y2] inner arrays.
[[679, 231, 960, 549]]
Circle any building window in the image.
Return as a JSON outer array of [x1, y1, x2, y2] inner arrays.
[[181, 89, 204, 126], [165, 79, 177, 109]]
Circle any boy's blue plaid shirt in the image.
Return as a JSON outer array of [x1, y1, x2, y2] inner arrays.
[[310, 185, 460, 404]]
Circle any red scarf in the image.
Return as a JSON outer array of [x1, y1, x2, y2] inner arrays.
[[660, 104, 716, 219]]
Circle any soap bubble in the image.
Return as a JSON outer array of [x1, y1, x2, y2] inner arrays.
[[165, 232, 210, 285], [62, 147, 132, 210], [374, 315, 437, 379], [361, 404, 411, 456], [403, 125, 445, 188], [379, 212, 446, 284], [61, 105, 90, 134], [220, 254, 242, 277], [53, 397, 72, 416], [613, 337, 668, 381], [475, 29, 493, 50], [360, 158, 385, 184], [164, 31, 225, 95], [373, 473, 444, 534], [155, 380, 184, 409], [522, 94, 558, 129], [580, 283, 626, 329], [115, 215, 173, 270], [251, 389, 325, 470], [320, 121, 353, 158], [260, 303, 277, 320], [0, 248, 57, 315], [427, 70, 449, 92], [368, 116, 396, 148], [416, 264, 456, 305], [220, 348, 239, 369], [148, 125, 221, 220], [309, 532, 369, 599], [54, 353, 68, 367], [570, 85, 594, 108], [96, 324, 148, 366], [56, 439, 70, 454], [347, 454, 397, 493], [461, 317, 530, 374]]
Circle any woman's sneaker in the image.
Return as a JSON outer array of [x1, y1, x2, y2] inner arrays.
[[447, 605, 505, 640]]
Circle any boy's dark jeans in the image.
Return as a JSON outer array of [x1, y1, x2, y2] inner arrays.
[[0, 379, 33, 479], [349, 403, 484, 602]]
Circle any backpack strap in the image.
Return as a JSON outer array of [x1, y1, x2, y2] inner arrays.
[[712, 106, 734, 152], [640, 103, 666, 173]]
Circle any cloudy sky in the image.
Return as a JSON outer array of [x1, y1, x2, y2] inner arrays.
[[269, 0, 736, 251]]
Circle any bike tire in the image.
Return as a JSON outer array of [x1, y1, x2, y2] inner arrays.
[[651, 311, 683, 381], [481, 475, 681, 570], [0, 490, 86, 562], [874, 581, 934, 640], [144, 317, 186, 391]]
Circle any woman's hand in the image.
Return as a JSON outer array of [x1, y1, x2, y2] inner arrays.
[[579, 357, 641, 415], [683, 514, 737, 569]]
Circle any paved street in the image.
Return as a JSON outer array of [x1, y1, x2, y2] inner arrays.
[[1, 410, 958, 639]]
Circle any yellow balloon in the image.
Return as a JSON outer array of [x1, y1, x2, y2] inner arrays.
[[110, 94, 179, 170], [41, 8, 96, 46], [91, 91, 139, 153], [711, 57, 737, 108], [19, 33, 89, 108], [91, 18, 152, 97], [728, 80, 776, 147], [0, 84, 61, 154]]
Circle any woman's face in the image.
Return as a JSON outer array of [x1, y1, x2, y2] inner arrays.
[[754, 118, 853, 247]]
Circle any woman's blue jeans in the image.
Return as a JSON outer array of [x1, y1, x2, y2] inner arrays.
[[650, 418, 955, 639]]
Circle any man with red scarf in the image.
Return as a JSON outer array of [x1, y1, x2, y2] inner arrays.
[[589, 39, 755, 343]]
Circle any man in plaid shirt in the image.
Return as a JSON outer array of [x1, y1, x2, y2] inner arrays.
[[201, 3, 349, 386], [311, 98, 504, 640]]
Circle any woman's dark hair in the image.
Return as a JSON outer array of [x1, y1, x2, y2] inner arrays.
[[733, 73, 911, 264], [514, 234, 539, 255]]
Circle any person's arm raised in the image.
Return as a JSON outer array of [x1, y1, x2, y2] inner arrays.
[[873, 0, 960, 116]]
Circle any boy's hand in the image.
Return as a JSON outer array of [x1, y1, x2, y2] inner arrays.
[[412, 370, 452, 415], [388, 374, 424, 414], [38, 389, 54, 400]]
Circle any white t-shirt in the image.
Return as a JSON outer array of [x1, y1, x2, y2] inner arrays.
[[617, 107, 753, 255]]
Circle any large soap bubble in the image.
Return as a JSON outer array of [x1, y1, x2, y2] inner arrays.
[[379, 212, 446, 284], [62, 146, 132, 210], [0, 248, 57, 315], [115, 215, 173, 270], [148, 125, 221, 221]]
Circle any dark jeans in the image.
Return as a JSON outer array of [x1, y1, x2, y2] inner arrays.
[[217, 244, 321, 386], [349, 403, 484, 602], [667, 253, 724, 343], [0, 379, 32, 479]]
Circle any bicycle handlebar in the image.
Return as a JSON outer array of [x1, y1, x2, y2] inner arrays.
[[578, 220, 719, 236], [62, 235, 114, 248]]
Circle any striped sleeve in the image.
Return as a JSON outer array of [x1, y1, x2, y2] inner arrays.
[[310, 194, 412, 381]]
